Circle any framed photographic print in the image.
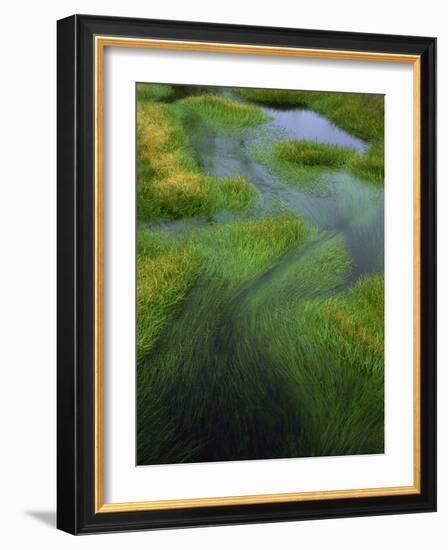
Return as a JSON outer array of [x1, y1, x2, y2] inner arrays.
[[57, 14, 436, 534]]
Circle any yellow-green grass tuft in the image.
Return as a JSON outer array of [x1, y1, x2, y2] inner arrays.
[[137, 103, 257, 222], [136, 230, 200, 361], [302, 274, 384, 373]]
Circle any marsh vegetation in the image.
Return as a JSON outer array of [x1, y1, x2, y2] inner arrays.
[[136, 83, 385, 464]]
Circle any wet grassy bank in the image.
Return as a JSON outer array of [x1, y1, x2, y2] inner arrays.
[[135, 83, 385, 465], [233, 87, 384, 186]]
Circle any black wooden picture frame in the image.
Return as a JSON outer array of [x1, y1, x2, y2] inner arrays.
[[57, 14, 436, 534]]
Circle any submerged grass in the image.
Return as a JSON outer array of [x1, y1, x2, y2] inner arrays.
[[137, 214, 314, 463], [251, 142, 333, 194], [136, 214, 311, 361], [137, 222, 384, 463], [137, 102, 257, 222]]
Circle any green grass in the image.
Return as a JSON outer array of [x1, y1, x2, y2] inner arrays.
[[137, 214, 314, 463], [349, 143, 384, 184], [243, 241, 384, 457], [192, 214, 312, 286], [137, 83, 177, 103], [270, 140, 383, 186], [136, 213, 310, 361], [136, 231, 200, 361], [137, 221, 384, 464], [136, 214, 311, 360], [315, 274, 384, 368], [135, 84, 384, 465], [275, 140, 355, 167], [232, 88, 310, 108], [234, 87, 384, 186], [290, 274, 385, 455], [251, 142, 337, 194], [137, 102, 257, 223], [137, 83, 217, 104], [175, 94, 270, 130]]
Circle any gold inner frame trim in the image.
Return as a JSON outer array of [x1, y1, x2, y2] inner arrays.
[[94, 35, 422, 513]]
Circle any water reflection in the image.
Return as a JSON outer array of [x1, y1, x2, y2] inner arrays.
[[261, 106, 367, 152]]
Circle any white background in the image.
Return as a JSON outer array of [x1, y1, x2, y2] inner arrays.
[[105, 48, 414, 502], [0, 1, 444, 548]]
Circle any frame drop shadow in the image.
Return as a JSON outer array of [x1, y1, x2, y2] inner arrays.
[[26, 510, 56, 528]]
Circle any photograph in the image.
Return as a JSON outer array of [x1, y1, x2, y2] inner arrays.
[[135, 83, 385, 466]]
